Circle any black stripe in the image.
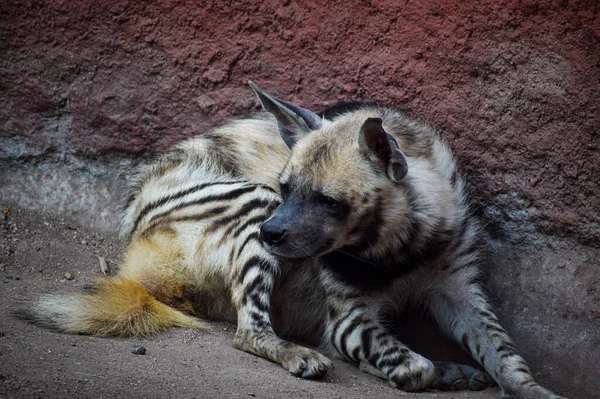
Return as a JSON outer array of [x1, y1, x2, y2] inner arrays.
[[380, 346, 399, 359], [229, 244, 236, 266], [145, 185, 259, 228], [496, 343, 516, 354], [445, 215, 470, 256], [330, 317, 347, 354], [207, 198, 273, 234], [238, 256, 274, 284], [450, 169, 458, 187], [377, 354, 406, 370], [515, 358, 529, 368], [229, 200, 281, 239], [140, 205, 228, 237], [249, 311, 270, 329], [475, 308, 495, 320], [237, 232, 262, 258], [351, 347, 361, 363], [329, 304, 367, 355], [360, 326, 378, 361], [486, 324, 506, 335], [500, 352, 517, 360], [339, 317, 364, 361], [257, 185, 277, 194], [328, 305, 339, 321], [367, 352, 380, 367], [242, 274, 268, 302], [231, 199, 280, 239], [247, 292, 269, 313], [230, 214, 270, 239], [132, 180, 243, 232], [168, 205, 229, 223], [347, 303, 367, 315]]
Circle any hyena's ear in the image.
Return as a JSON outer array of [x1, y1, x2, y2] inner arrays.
[[248, 81, 322, 149], [358, 118, 408, 182]]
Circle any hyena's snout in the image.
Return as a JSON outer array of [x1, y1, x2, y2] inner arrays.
[[260, 199, 332, 258], [260, 219, 287, 246]]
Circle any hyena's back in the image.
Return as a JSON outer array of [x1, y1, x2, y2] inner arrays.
[[122, 115, 289, 235]]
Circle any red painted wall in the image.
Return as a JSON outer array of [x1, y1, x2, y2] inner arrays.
[[1, 0, 598, 242]]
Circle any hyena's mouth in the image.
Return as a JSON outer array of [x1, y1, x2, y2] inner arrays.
[[260, 235, 336, 260], [261, 241, 313, 259]]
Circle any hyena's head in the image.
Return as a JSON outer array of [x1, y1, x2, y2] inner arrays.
[[249, 82, 409, 259]]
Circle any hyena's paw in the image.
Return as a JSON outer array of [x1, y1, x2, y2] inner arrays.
[[279, 344, 333, 379], [431, 362, 495, 391], [387, 353, 435, 391], [502, 383, 567, 399]]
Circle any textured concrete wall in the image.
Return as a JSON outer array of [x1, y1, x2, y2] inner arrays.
[[1, 1, 598, 397]]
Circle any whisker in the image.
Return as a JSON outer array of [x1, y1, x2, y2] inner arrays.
[[337, 249, 378, 266]]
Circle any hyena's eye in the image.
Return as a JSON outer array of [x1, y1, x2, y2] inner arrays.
[[280, 182, 290, 199], [317, 193, 339, 208]]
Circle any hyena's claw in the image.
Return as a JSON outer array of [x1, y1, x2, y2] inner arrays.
[[465, 365, 494, 391], [431, 362, 495, 391], [280, 347, 333, 379], [452, 378, 468, 390]]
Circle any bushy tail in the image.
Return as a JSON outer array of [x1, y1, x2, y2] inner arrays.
[[17, 276, 208, 337]]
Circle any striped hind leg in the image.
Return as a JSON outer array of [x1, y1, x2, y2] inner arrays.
[[230, 245, 332, 378], [428, 267, 566, 399]]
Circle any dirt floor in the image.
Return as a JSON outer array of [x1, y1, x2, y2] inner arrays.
[[0, 205, 501, 399]]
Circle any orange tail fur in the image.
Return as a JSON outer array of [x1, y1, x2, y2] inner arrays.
[[18, 275, 207, 337]]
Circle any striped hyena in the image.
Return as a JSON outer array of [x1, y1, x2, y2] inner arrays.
[[249, 82, 564, 399], [19, 82, 564, 398]]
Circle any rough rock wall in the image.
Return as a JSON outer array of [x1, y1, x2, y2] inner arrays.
[[1, 1, 599, 397]]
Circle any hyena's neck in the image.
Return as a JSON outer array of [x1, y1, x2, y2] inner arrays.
[[338, 170, 472, 272]]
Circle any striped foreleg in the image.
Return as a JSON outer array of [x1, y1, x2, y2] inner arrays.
[[231, 251, 332, 378], [319, 269, 435, 390], [321, 270, 493, 391], [429, 272, 566, 399]]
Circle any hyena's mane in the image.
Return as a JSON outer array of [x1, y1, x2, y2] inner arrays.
[[312, 103, 484, 290]]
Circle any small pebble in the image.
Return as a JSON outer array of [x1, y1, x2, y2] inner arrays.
[[64, 272, 74, 280], [132, 345, 146, 355]]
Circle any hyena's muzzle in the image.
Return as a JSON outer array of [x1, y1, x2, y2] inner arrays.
[[260, 194, 342, 259]]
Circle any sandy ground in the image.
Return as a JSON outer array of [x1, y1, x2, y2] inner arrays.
[[0, 205, 500, 399]]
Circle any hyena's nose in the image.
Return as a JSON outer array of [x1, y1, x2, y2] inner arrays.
[[260, 223, 287, 246]]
